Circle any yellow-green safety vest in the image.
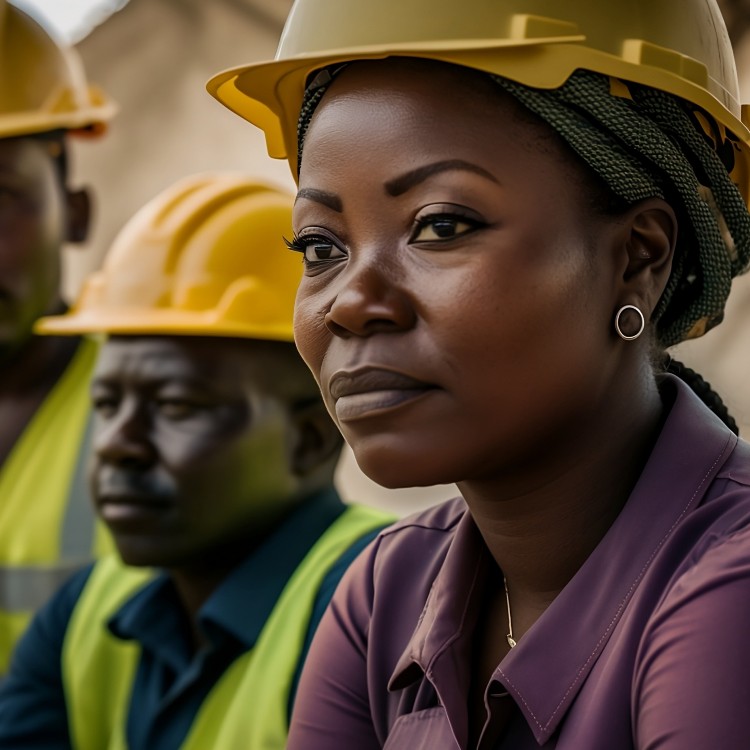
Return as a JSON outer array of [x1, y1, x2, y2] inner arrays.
[[0, 338, 110, 673], [62, 504, 393, 750]]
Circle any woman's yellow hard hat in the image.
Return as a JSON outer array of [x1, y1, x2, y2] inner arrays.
[[207, 0, 750, 198], [36, 174, 300, 342]]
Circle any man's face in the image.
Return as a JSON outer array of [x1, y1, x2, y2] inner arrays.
[[0, 137, 66, 357], [90, 336, 307, 570]]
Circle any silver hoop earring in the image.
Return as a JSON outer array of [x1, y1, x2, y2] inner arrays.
[[614, 305, 645, 341]]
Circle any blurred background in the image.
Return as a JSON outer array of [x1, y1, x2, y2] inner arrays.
[[16, 0, 750, 515]]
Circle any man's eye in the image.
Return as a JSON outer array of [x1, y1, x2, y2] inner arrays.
[[157, 400, 200, 419], [411, 216, 478, 243], [0, 187, 27, 219], [92, 397, 119, 418], [0, 189, 16, 207], [285, 234, 347, 264]]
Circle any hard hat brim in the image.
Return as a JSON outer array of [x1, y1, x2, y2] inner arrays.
[[0, 101, 117, 139], [35, 310, 295, 343], [207, 38, 750, 186]]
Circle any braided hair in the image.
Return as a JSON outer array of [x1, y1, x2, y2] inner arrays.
[[297, 64, 750, 433], [664, 358, 739, 434]]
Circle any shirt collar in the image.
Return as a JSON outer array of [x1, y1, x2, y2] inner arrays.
[[109, 488, 346, 660], [389, 510, 487, 747], [199, 487, 345, 647], [389, 376, 738, 746]]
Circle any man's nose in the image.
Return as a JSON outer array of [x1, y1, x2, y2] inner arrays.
[[93, 403, 156, 468]]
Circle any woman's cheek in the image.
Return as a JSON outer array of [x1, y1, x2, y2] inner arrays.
[[293, 293, 329, 375]]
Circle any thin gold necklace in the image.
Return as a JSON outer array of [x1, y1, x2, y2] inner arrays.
[[503, 575, 517, 648]]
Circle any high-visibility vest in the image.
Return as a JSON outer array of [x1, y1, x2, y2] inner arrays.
[[62, 504, 392, 750], [0, 338, 110, 673]]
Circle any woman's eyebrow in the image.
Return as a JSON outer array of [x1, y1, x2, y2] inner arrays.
[[385, 159, 500, 196], [295, 188, 343, 212]]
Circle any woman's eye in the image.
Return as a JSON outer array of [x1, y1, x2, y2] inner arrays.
[[411, 216, 478, 243], [304, 242, 346, 263], [285, 234, 347, 265]]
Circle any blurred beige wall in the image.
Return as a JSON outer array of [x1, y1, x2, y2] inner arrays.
[[67, 0, 295, 278], [65, 0, 749, 515], [673, 32, 750, 436]]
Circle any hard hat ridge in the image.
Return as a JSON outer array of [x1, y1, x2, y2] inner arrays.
[[207, 0, 750, 193]]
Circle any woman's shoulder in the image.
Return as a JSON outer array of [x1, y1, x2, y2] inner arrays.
[[361, 495, 467, 580], [650, 440, 750, 627], [380, 495, 468, 538], [691, 433, 750, 540], [335, 496, 468, 619], [714, 434, 750, 487]]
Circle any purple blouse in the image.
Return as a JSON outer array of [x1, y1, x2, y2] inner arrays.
[[288, 377, 750, 749]]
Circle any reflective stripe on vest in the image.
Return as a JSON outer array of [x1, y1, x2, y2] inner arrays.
[[62, 504, 394, 750], [0, 338, 103, 673], [0, 562, 90, 613], [0, 412, 98, 611], [60, 415, 96, 560]]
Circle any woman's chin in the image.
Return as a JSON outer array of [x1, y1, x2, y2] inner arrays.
[[353, 449, 457, 490]]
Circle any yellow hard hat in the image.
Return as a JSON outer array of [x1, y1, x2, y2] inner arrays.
[[0, 0, 115, 138], [207, 0, 750, 195], [36, 174, 301, 341]]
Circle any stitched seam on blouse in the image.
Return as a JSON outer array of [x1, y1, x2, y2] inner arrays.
[[498, 435, 731, 734], [425, 551, 484, 672], [379, 500, 464, 540]]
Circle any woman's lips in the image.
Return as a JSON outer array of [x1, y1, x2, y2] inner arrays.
[[328, 367, 436, 421]]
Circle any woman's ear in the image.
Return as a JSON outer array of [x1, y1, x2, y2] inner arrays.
[[65, 187, 91, 244], [619, 197, 677, 315], [290, 399, 344, 478]]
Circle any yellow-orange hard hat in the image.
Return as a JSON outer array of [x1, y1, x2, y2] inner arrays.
[[0, 0, 114, 138], [36, 174, 300, 342], [207, 0, 750, 199]]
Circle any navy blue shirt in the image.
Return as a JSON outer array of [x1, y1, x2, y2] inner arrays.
[[0, 490, 381, 750]]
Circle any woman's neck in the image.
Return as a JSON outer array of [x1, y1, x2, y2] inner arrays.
[[459, 374, 664, 614]]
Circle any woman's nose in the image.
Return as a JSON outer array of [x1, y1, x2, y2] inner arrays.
[[323, 258, 416, 338]]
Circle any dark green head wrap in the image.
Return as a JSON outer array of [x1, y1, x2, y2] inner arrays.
[[490, 70, 750, 348], [298, 65, 750, 350]]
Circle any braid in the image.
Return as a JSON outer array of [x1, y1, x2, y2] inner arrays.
[[664, 358, 739, 434], [297, 85, 327, 174], [297, 66, 347, 173]]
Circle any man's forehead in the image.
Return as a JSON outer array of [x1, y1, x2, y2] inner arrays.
[[92, 335, 277, 385], [96, 337, 219, 378]]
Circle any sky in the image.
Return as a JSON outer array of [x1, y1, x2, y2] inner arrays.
[[14, 0, 129, 43]]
